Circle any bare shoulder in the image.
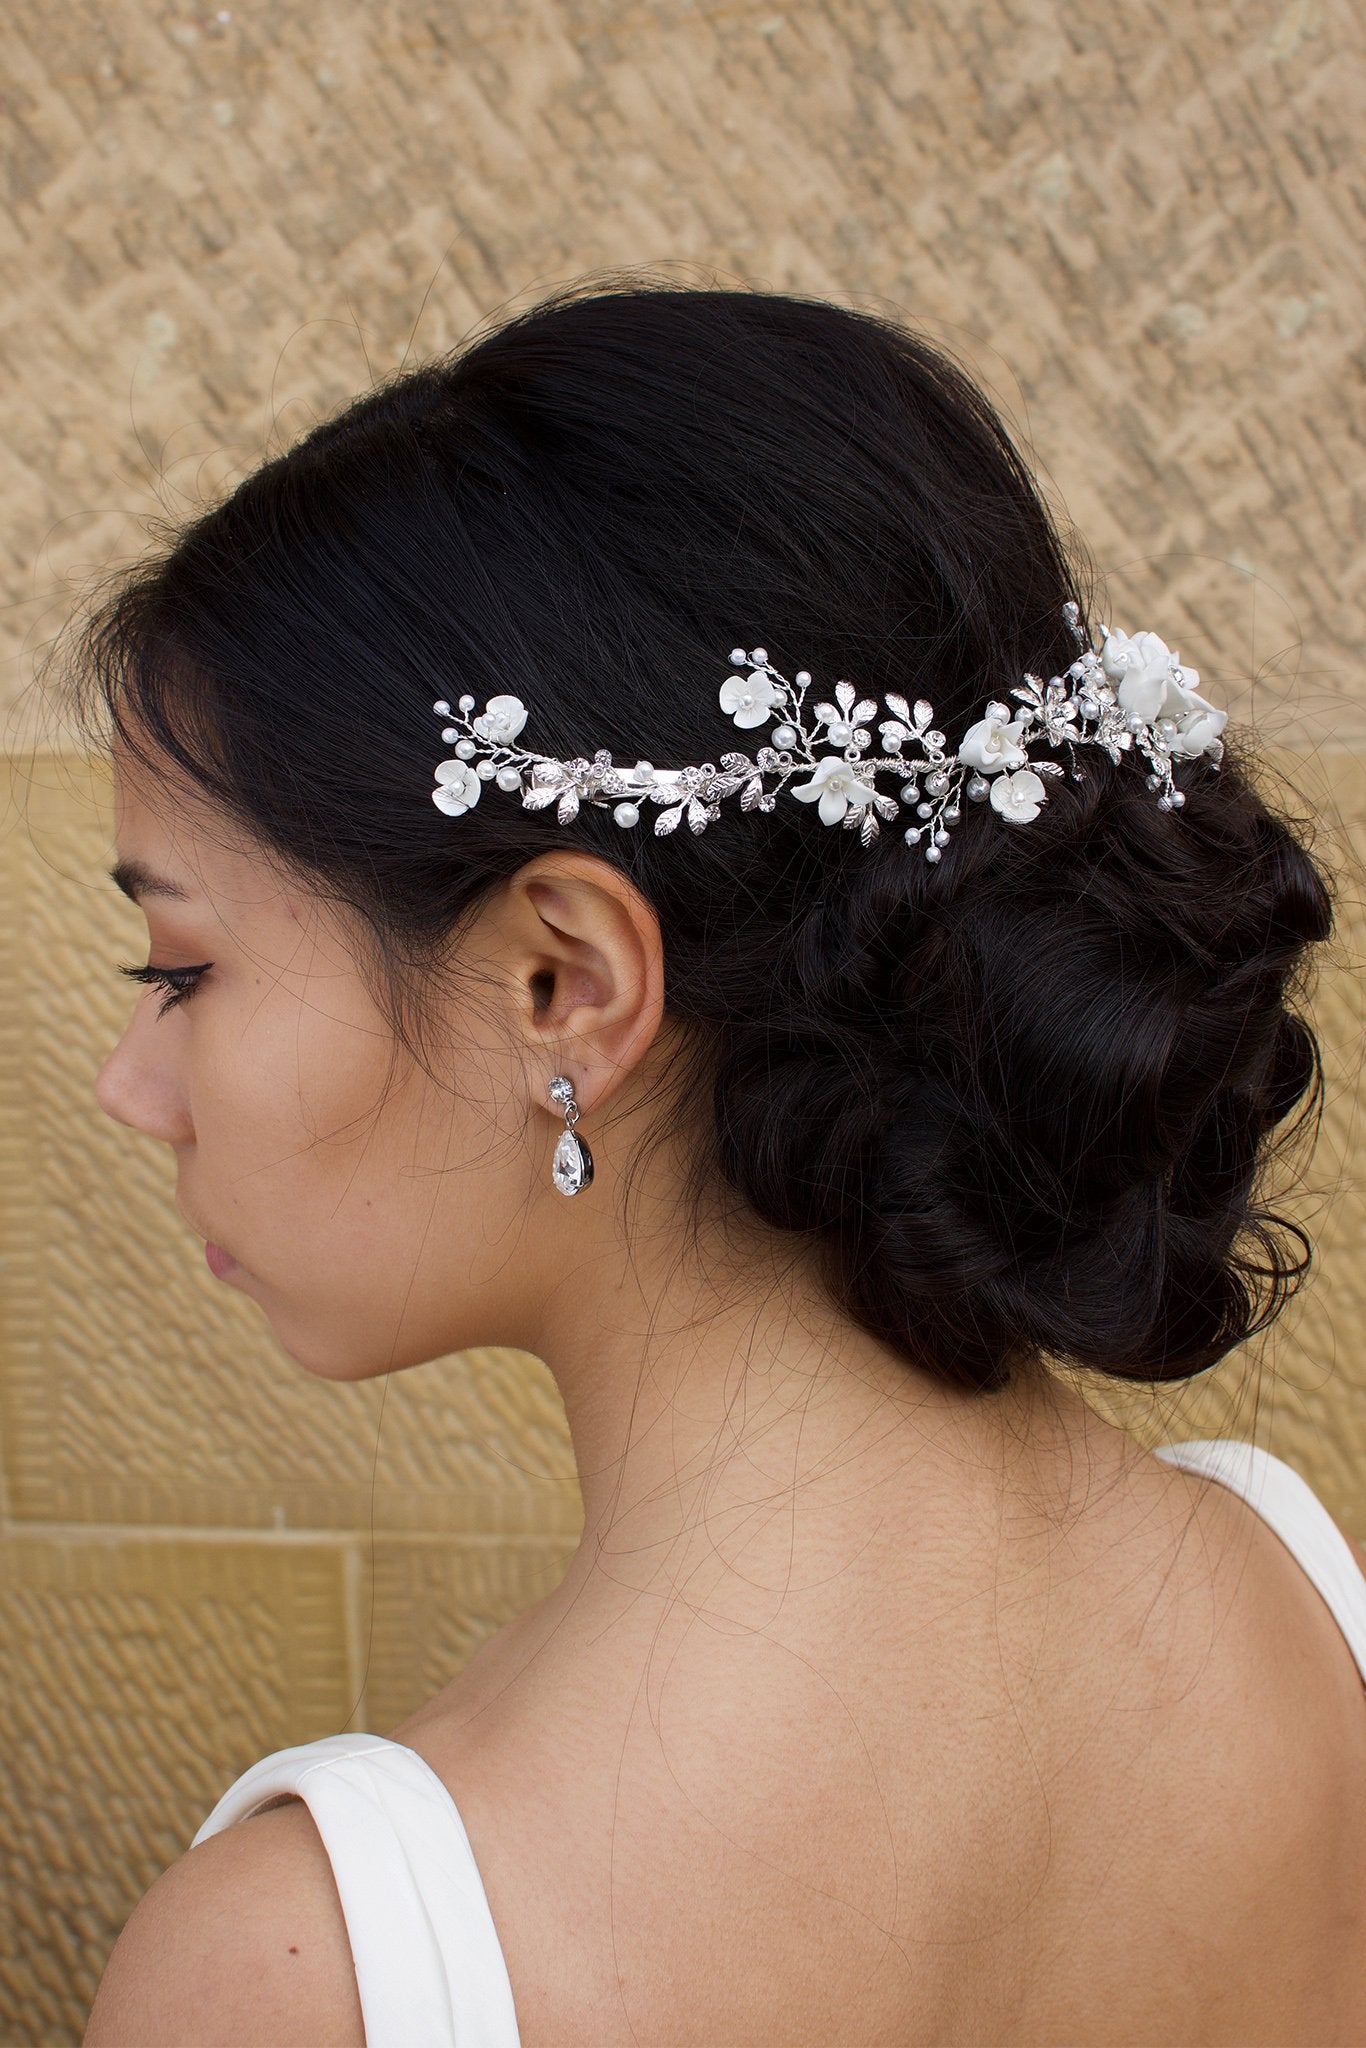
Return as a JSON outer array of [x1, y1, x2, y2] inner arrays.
[[83, 1798, 363, 2048]]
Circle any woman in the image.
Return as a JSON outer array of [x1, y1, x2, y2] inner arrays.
[[77, 280, 1365, 2045]]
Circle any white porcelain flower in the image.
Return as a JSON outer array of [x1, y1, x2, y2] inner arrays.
[[989, 767, 1049, 823], [719, 669, 782, 729], [1160, 668, 1228, 757], [958, 713, 1030, 774], [791, 756, 877, 826], [1169, 704, 1227, 757], [1101, 628, 1178, 722], [432, 760, 482, 816], [471, 694, 529, 744]]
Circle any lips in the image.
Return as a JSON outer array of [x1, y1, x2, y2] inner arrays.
[[204, 1239, 240, 1281], [179, 1196, 232, 1261]]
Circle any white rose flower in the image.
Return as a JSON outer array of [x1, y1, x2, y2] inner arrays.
[[471, 694, 529, 744], [1160, 666, 1228, 757], [1101, 628, 1176, 722], [1169, 706, 1227, 757], [719, 670, 782, 729], [791, 755, 877, 826], [958, 713, 1030, 774], [432, 760, 482, 816], [988, 767, 1048, 823]]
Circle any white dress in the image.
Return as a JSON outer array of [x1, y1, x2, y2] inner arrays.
[[192, 1438, 1366, 2047]]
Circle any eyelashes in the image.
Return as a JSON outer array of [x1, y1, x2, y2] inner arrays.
[[119, 962, 212, 1017]]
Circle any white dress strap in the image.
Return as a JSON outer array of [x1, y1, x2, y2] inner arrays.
[[191, 1732, 521, 2048], [1154, 1437, 1366, 1687]]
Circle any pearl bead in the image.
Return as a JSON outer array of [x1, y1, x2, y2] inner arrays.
[[1172, 789, 1186, 807], [458, 695, 475, 712], [795, 671, 811, 686], [613, 802, 640, 828], [751, 647, 768, 666], [441, 727, 458, 743], [476, 759, 496, 780], [772, 724, 799, 748], [925, 844, 942, 862], [730, 648, 746, 666], [455, 738, 477, 759], [433, 700, 450, 716], [496, 765, 523, 791]]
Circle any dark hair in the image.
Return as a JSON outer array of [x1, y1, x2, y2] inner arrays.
[[71, 277, 1337, 1394]]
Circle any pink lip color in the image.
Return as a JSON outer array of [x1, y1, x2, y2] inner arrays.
[[204, 1240, 238, 1281]]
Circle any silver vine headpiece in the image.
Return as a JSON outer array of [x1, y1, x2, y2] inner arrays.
[[430, 601, 1227, 862]]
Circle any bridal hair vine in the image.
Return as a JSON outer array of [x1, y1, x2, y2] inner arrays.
[[430, 601, 1227, 862]]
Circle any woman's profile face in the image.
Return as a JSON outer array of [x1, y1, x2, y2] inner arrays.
[[95, 749, 551, 1380]]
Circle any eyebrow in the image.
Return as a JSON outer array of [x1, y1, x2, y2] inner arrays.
[[110, 859, 192, 905]]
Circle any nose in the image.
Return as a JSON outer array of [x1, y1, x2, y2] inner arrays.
[[95, 1004, 194, 1146]]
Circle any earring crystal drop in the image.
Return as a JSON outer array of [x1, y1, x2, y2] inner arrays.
[[548, 1075, 593, 1197]]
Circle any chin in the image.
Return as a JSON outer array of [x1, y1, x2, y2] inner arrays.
[[270, 1318, 450, 1384], [283, 1347, 393, 1383]]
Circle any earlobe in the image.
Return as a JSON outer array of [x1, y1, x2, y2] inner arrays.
[[510, 854, 666, 1116]]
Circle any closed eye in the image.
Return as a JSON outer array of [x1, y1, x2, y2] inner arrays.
[[119, 962, 212, 1017]]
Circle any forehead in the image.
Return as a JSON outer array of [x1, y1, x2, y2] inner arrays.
[[110, 743, 294, 917]]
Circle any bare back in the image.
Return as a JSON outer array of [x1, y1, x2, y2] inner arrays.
[[387, 1433, 1366, 2047]]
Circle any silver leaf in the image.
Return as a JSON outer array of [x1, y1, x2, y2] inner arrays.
[[557, 788, 580, 824], [913, 698, 934, 728], [521, 785, 563, 810], [835, 680, 856, 711], [740, 778, 765, 811], [851, 698, 877, 725], [860, 808, 879, 846], [654, 803, 685, 836], [719, 751, 753, 772], [687, 798, 712, 833], [885, 693, 913, 724]]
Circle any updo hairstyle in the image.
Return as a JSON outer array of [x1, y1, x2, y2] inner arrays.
[[72, 279, 1337, 1395]]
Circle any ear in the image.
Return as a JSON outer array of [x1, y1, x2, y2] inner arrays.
[[493, 851, 667, 1117]]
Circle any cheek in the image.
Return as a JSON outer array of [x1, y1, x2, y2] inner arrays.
[[192, 996, 399, 1204], [188, 985, 519, 1277]]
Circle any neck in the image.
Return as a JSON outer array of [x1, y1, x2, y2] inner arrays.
[[516, 1157, 1092, 1620]]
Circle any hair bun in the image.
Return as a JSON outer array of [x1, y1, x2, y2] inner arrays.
[[709, 750, 1334, 1393]]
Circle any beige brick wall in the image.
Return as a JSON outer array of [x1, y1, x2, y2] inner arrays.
[[2, 2, 1362, 2040]]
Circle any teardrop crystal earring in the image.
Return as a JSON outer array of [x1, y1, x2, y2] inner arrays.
[[547, 1075, 594, 1197]]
